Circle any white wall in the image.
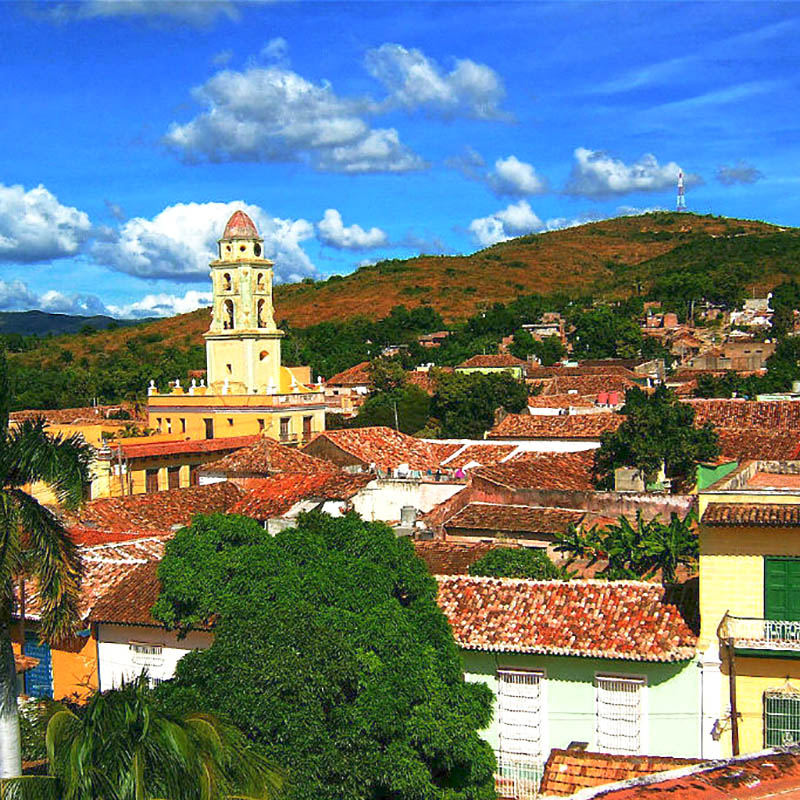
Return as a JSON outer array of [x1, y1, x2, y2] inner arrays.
[[97, 623, 213, 690], [352, 479, 464, 522]]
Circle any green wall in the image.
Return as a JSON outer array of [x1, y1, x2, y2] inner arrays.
[[462, 650, 700, 758]]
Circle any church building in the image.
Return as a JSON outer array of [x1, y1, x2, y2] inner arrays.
[[146, 211, 326, 444]]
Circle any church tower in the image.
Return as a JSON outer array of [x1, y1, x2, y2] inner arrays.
[[204, 210, 284, 394]]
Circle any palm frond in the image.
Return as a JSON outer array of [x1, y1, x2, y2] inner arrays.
[[11, 490, 82, 641], [0, 776, 60, 800]]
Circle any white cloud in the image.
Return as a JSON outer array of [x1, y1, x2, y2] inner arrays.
[[212, 50, 234, 67], [0, 278, 111, 316], [0, 183, 91, 263], [259, 37, 289, 64], [469, 200, 544, 247], [92, 201, 316, 283], [444, 146, 486, 180], [716, 160, 764, 185], [108, 290, 212, 319], [164, 65, 424, 173], [365, 43, 511, 121], [49, 1, 239, 25], [564, 148, 699, 197], [317, 209, 387, 250], [487, 155, 547, 196]]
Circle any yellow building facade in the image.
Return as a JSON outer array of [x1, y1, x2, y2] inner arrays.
[[698, 462, 800, 758], [147, 211, 325, 443]]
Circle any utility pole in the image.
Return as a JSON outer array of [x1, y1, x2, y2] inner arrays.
[[393, 400, 399, 431]]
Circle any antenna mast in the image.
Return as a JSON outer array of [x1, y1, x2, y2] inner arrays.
[[676, 170, 686, 212]]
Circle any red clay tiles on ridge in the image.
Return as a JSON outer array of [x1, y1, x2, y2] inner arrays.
[[488, 413, 623, 440]]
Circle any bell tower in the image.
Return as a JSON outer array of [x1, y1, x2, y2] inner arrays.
[[204, 210, 284, 394]]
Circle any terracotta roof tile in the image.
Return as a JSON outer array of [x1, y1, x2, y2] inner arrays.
[[413, 541, 505, 575], [716, 428, 800, 460], [198, 437, 336, 477], [79, 482, 243, 532], [687, 399, 800, 430], [89, 560, 163, 626], [532, 374, 636, 396], [10, 405, 142, 425], [436, 576, 697, 661], [405, 371, 438, 395], [444, 502, 585, 535], [702, 502, 800, 527], [528, 393, 598, 409], [443, 444, 517, 469], [458, 354, 527, 369], [527, 365, 637, 379], [222, 209, 259, 238], [488, 413, 623, 440], [116, 435, 260, 460], [475, 451, 595, 491], [304, 426, 461, 471], [326, 361, 372, 386], [540, 749, 702, 797], [231, 472, 373, 519], [15, 654, 39, 673]]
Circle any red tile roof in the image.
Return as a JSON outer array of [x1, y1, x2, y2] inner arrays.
[[230, 472, 372, 519], [475, 451, 595, 491], [488, 413, 623, 440], [702, 502, 800, 527], [405, 371, 438, 395], [716, 427, 800, 460], [527, 365, 637, 379], [10, 406, 141, 425], [79, 482, 243, 532], [413, 541, 506, 575], [15, 654, 39, 674], [458, 354, 527, 369], [305, 426, 461, 471], [443, 444, 517, 469], [539, 749, 702, 797], [89, 560, 163, 626], [687, 399, 800, 430], [223, 209, 259, 238], [436, 576, 697, 661], [198, 437, 336, 477], [528, 393, 597, 409], [581, 746, 800, 799], [533, 374, 636, 396], [326, 361, 372, 386], [116, 435, 260, 460], [444, 502, 585, 535]]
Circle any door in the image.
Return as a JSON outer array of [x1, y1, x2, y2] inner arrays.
[[303, 416, 312, 439], [168, 466, 180, 490], [145, 469, 159, 493], [23, 632, 53, 699], [765, 558, 800, 621]]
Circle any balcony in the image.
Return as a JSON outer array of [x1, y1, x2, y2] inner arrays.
[[720, 614, 800, 653], [279, 433, 299, 444], [495, 755, 542, 800]]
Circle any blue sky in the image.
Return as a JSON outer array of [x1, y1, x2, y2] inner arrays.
[[0, 0, 797, 318]]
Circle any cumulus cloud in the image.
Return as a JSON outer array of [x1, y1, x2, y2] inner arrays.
[[164, 66, 425, 173], [564, 148, 700, 197], [469, 200, 544, 247], [92, 201, 316, 283], [0, 278, 112, 316], [47, 0, 239, 25], [258, 37, 289, 64], [0, 183, 92, 263], [317, 209, 387, 250], [365, 43, 511, 121], [108, 290, 213, 319], [444, 146, 486, 180], [716, 160, 764, 185], [487, 155, 548, 196]]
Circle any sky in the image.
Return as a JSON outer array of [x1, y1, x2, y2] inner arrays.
[[0, 0, 797, 319]]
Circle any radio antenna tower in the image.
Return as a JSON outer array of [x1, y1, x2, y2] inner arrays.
[[676, 170, 686, 211]]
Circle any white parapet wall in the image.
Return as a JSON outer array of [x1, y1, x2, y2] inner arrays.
[[351, 479, 465, 523]]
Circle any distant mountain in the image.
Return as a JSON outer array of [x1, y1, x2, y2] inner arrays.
[[0, 310, 150, 337]]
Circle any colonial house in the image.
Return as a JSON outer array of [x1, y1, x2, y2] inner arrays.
[[437, 576, 701, 797], [486, 413, 624, 451], [322, 361, 372, 417], [456, 354, 528, 380], [146, 211, 326, 444]]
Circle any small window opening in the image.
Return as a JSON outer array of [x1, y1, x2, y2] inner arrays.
[[222, 272, 232, 291], [254, 243, 262, 257], [259, 350, 268, 361], [223, 299, 234, 329]]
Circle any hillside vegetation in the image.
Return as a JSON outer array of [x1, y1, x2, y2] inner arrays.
[[6, 212, 800, 407]]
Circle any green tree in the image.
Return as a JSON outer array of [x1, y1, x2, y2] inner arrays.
[[570, 306, 643, 359], [530, 335, 566, 367], [351, 385, 431, 435], [153, 512, 496, 800], [593, 386, 719, 490], [367, 357, 406, 393], [0, 351, 92, 779], [468, 547, 566, 580], [14, 676, 283, 800], [432, 371, 528, 438], [554, 512, 697, 584]]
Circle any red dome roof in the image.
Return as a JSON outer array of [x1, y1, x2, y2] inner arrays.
[[222, 210, 259, 239]]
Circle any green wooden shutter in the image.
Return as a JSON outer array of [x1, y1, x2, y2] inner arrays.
[[764, 558, 800, 621]]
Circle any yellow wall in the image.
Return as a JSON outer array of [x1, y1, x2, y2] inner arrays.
[[698, 489, 800, 517]]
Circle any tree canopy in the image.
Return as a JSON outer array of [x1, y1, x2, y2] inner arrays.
[[593, 385, 719, 489], [153, 512, 496, 800], [468, 547, 566, 580]]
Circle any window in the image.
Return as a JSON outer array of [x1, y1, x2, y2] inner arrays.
[[258, 418, 265, 432], [180, 418, 186, 434], [257, 299, 266, 328], [189, 465, 199, 486], [167, 466, 180, 490], [156, 417, 162, 433], [223, 299, 235, 329], [280, 417, 291, 441], [228, 418, 234, 427], [129, 642, 164, 669], [303, 416, 312, 438], [257, 272, 265, 290], [222, 272, 232, 291], [496, 669, 545, 798], [595, 675, 645, 754], [765, 558, 800, 621], [145, 469, 159, 493], [204, 418, 214, 440], [166, 418, 172, 434], [765, 691, 800, 747]]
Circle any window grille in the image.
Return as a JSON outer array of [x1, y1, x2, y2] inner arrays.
[[595, 675, 644, 754], [765, 691, 800, 747], [129, 642, 164, 668]]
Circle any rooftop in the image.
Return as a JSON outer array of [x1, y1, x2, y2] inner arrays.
[[89, 560, 163, 627], [78, 482, 243, 532], [687, 399, 800, 430], [716, 428, 800, 461], [436, 575, 697, 661], [457, 354, 527, 369], [487, 413, 623, 440], [198, 436, 336, 477], [112, 434, 260, 460], [10, 406, 139, 426], [532, 374, 636, 396], [527, 364, 637, 379], [444, 502, 586, 535], [441, 444, 517, 469], [326, 361, 372, 386], [702, 502, 800, 527], [412, 541, 503, 575], [222, 209, 259, 239], [474, 451, 595, 491], [528, 393, 598, 409]]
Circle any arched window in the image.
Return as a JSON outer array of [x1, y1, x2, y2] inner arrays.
[[256, 272, 265, 291], [257, 299, 266, 328], [222, 272, 232, 292], [259, 350, 268, 361], [223, 299, 235, 330], [254, 243, 262, 257]]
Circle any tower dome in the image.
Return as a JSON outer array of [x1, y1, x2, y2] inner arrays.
[[223, 210, 259, 239]]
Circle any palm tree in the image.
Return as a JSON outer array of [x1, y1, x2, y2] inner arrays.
[[0, 349, 92, 779], [40, 675, 284, 800]]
